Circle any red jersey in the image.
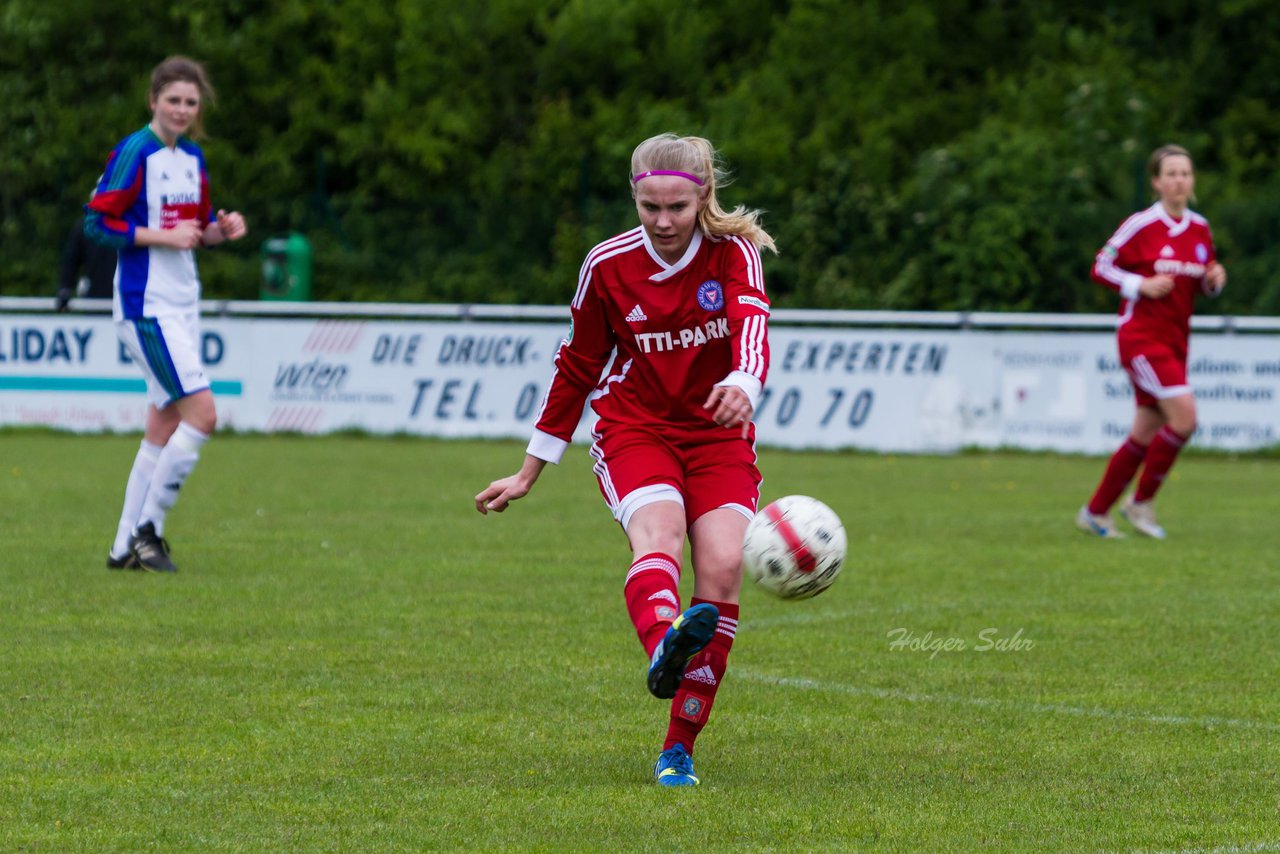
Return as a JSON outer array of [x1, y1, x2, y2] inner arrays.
[[1092, 202, 1218, 356], [529, 226, 770, 463]]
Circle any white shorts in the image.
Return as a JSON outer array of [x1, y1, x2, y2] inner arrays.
[[115, 313, 209, 408]]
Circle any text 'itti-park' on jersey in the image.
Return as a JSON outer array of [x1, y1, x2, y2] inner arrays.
[[85, 126, 212, 321], [1092, 201, 1218, 356], [529, 226, 771, 464]]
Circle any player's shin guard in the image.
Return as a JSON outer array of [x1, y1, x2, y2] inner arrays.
[[664, 598, 738, 753], [624, 553, 683, 658], [138, 422, 208, 535], [1133, 426, 1188, 503], [1088, 435, 1148, 514]]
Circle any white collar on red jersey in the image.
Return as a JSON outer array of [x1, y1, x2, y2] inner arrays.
[[642, 229, 704, 282], [1154, 202, 1192, 237]]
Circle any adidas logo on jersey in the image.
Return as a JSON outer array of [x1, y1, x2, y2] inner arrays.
[[684, 665, 717, 686], [626, 305, 648, 323], [1160, 245, 1175, 258]]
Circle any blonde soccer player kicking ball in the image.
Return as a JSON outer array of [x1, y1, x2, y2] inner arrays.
[[477, 133, 774, 786]]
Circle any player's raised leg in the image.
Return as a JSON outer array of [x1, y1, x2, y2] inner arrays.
[[653, 507, 746, 785], [619, 499, 719, 700]]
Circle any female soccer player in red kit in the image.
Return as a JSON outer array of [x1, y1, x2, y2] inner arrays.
[[475, 133, 775, 786], [1077, 144, 1227, 539]]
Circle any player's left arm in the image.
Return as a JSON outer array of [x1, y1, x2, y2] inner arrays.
[[1202, 227, 1227, 296], [201, 210, 248, 246], [704, 236, 770, 436], [198, 167, 247, 246]]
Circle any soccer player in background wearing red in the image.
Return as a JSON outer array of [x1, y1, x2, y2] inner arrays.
[[476, 133, 775, 786], [86, 56, 248, 571], [1077, 144, 1227, 539]]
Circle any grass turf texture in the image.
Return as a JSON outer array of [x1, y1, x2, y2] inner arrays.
[[2, 433, 1278, 852]]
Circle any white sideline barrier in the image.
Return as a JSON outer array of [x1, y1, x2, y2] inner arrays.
[[1, 298, 1277, 452]]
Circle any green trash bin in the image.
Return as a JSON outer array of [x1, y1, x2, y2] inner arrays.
[[260, 233, 312, 301]]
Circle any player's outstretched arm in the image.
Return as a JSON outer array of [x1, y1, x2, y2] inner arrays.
[[475, 454, 548, 515]]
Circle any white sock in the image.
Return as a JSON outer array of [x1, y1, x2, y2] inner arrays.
[[112, 440, 162, 557], [138, 422, 209, 536]]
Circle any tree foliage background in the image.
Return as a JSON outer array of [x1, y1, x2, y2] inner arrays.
[[2, 0, 1277, 313]]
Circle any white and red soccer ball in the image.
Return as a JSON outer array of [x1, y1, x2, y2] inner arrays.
[[742, 495, 847, 600]]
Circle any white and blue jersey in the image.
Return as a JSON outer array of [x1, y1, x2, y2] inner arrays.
[[85, 127, 212, 321]]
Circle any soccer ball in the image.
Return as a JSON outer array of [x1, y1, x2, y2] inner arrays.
[[742, 495, 847, 600]]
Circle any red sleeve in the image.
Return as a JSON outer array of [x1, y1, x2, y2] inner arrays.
[[200, 167, 213, 226], [84, 148, 144, 249], [720, 235, 771, 393], [1091, 216, 1145, 298], [533, 272, 617, 444]]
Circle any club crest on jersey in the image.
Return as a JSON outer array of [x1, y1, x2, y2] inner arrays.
[[696, 280, 724, 311], [1195, 243, 1209, 263]]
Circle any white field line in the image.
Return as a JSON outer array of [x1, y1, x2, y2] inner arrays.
[[1123, 843, 1280, 854], [736, 670, 1280, 733]]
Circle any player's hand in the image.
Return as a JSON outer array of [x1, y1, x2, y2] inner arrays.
[[55, 287, 73, 313], [476, 455, 547, 514], [1204, 261, 1227, 294], [168, 219, 205, 250], [704, 384, 754, 439], [475, 474, 532, 514], [216, 209, 247, 241], [1139, 274, 1175, 299]]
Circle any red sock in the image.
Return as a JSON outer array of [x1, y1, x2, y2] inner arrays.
[[624, 553, 682, 658], [1088, 436, 1148, 514], [664, 598, 738, 754], [1133, 426, 1188, 502]]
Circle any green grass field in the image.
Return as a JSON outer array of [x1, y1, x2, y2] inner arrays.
[[2, 432, 1278, 853]]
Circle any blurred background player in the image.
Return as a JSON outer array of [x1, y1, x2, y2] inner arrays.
[[1077, 144, 1227, 539], [55, 196, 117, 311], [475, 133, 775, 786], [85, 56, 248, 572]]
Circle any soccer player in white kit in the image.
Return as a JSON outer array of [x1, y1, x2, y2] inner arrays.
[[1077, 144, 1227, 539], [85, 56, 247, 572], [476, 134, 775, 786]]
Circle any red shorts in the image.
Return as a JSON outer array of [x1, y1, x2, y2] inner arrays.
[[1120, 344, 1191, 408], [588, 421, 762, 530]]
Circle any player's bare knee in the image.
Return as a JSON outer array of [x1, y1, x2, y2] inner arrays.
[[694, 573, 740, 603], [629, 527, 684, 561], [693, 551, 744, 597], [180, 394, 218, 434], [1170, 411, 1196, 437]]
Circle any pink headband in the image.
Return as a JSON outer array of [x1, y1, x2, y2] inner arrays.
[[631, 169, 705, 187]]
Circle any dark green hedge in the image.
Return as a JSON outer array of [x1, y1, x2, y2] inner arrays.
[[3, 0, 1277, 313]]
